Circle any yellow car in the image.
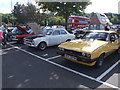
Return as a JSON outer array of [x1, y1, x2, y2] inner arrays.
[[57, 30, 120, 67]]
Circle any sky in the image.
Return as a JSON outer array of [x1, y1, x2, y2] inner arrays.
[[0, 0, 120, 14]]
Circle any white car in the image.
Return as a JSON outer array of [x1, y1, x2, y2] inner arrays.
[[24, 28, 75, 50]]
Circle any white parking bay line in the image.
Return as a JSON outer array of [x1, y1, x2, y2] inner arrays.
[[9, 44, 119, 89], [47, 55, 61, 60], [9, 44, 47, 61], [96, 59, 120, 81]]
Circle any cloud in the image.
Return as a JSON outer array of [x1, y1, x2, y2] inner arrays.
[[85, 0, 119, 13], [0, 0, 11, 3]]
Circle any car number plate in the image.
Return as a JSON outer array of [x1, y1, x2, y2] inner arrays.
[[64, 54, 77, 61]]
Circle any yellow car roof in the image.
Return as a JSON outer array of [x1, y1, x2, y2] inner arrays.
[[88, 30, 116, 33]]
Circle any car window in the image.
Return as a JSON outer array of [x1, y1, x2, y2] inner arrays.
[[110, 34, 115, 41], [61, 30, 67, 35], [12, 28, 23, 34], [110, 33, 119, 41], [79, 31, 85, 34], [43, 29, 53, 35], [52, 30, 60, 35], [82, 32, 108, 41]]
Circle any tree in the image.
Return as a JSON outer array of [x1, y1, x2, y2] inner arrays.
[[12, 2, 53, 25], [105, 13, 120, 24], [36, 1, 91, 29], [117, 14, 120, 24], [12, 2, 41, 24], [12, 2, 25, 24], [22, 3, 38, 22], [0, 14, 16, 25]]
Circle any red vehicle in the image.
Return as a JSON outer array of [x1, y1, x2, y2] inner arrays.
[[67, 16, 91, 30], [11, 25, 35, 43]]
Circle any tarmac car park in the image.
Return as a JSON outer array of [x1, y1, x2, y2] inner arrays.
[[2, 29, 120, 89]]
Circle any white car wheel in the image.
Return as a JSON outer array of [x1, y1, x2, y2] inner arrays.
[[38, 42, 47, 50], [66, 39, 71, 42]]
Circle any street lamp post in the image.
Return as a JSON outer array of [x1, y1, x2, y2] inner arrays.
[[11, 0, 14, 25]]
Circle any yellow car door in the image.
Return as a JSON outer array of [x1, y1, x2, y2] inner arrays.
[[109, 33, 119, 51], [113, 33, 120, 48]]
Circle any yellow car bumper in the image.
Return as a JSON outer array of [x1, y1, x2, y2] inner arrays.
[[63, 56, 97, 66]]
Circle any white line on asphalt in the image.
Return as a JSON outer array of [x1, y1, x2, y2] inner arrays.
[[9, 44, 120, 89], [47, 55, 61, 60], [96, 59, 120, 80], [1, 47, 16, 50], [9, 44, 48, 61], [44, 60, 120, 89]]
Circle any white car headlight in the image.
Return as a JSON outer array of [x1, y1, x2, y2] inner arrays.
[[82, 53, 86, 57], [32, 40, 35, 44]]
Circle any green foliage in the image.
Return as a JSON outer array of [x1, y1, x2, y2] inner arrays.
[[37, 2, 91, 17], [48, 16, 65, 26], [0, 13, 16, 25], [12, 2, 66, 26], [12, 2, 38, 24], [83, 12, 120, 24], [36, 2, 91, 28], [3, 1, 119, 26], [12, 2, 64, 25], [105, 13, 120, 24]]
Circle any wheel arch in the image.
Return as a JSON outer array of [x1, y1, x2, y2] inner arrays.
[[100, 52, 105, 57], [66, 39, 71, 42], [37, 41, 47, 47]]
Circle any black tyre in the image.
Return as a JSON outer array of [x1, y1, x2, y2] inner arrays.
[[76, 33, 80, 39], [17, 39, 24, 44], [20, 39, 24, 44], [117, 47, 120, 54], [38, 42, 47, 50], [95, 54, 105, 68], [66, 39, 71, 42], [28, 46, 33, 48]]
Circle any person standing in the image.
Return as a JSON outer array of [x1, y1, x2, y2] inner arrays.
[[0, 30, 4, 47], [116, 26, 120, 35], [105, 23, 110, 31], [1, 25, 8, 46]]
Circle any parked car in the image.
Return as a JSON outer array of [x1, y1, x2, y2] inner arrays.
[[73, 29, 87, 39], [11, 25, 35, 43], [57, 30, 120, 67], [24, 28, 75, 50]]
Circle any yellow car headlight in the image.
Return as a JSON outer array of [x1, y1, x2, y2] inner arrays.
[[58, 47, 65, 51], [82, 53, 91, 58]]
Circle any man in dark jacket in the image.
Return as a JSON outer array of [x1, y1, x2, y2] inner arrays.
[[105, 23, 110, 31]]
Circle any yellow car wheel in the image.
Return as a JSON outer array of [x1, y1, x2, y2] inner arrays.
[[117, 47, 120, 54], [95, 54, 105, 68]]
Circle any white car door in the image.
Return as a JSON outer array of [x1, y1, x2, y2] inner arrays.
[[48, 30, 61, 46], [60, 30, 69, 43]]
